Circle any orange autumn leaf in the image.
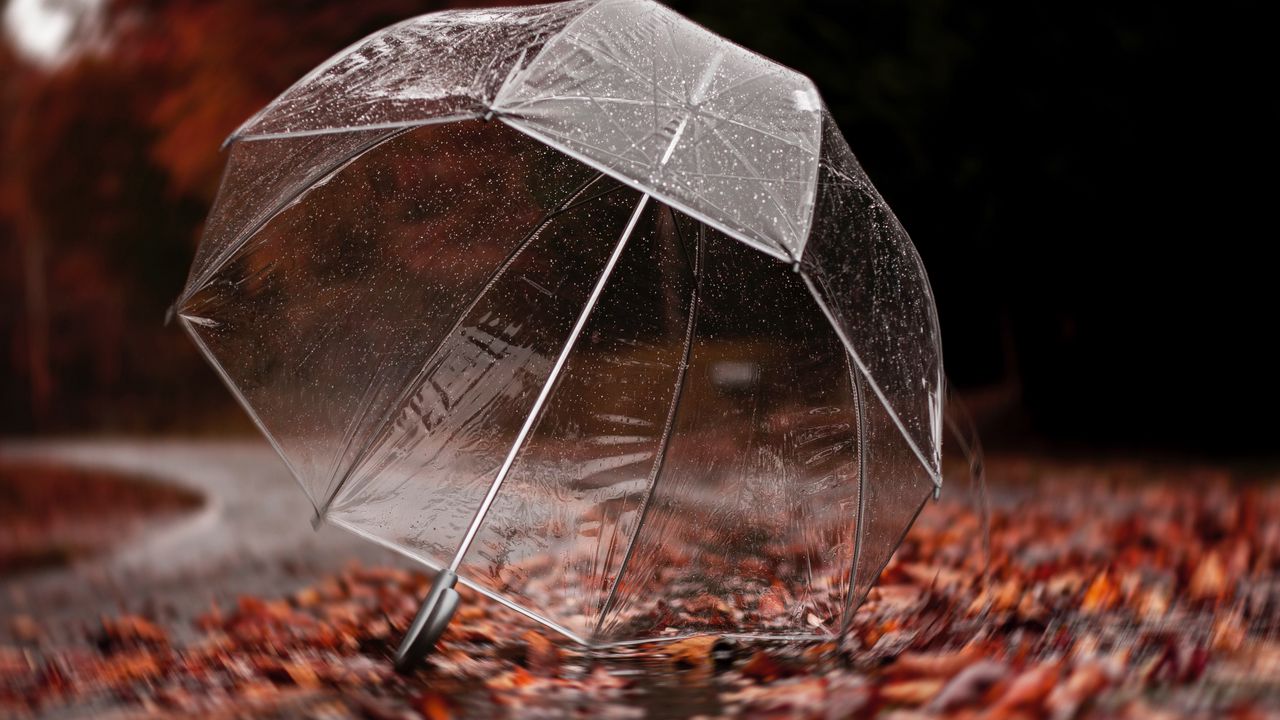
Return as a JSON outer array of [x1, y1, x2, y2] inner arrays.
[[989, 662, 1061, 712], [888, 646, 981, 679], [418, 692, 453, 720], [664, 635, 720, 668], [486, 666, 534, 691], [741, 651, 789, 682], [521, 629, 560, 675], [1081, 572, 1119, 613], [881, 678, 945, 706], [1189, 551, 1229, 603]]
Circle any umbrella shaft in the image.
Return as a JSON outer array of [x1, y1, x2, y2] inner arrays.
[[447, 192, 653, 572]]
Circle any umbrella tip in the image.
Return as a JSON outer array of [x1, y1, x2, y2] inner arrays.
[[395, 569, 459, 673]]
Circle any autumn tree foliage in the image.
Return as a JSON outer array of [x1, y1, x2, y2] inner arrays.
[[1, 0, 507, 432]]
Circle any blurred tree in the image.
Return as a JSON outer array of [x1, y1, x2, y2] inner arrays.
[[0, 38, 51, 426], [0, 0, 500, 432], [134, 0, 436, 201]]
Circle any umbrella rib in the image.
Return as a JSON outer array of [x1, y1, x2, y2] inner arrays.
[[319, 349, 397, 503], [591, 211, 702, 640], [838, 342, 870, 635], [446, 192, 653, 573]]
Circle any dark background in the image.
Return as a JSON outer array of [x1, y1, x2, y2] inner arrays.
[[2, 0, 1275, 454]]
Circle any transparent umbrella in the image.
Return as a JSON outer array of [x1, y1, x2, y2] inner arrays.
[[175, 0, 946, 668]]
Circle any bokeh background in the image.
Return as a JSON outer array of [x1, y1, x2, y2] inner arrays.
[[1, 0, 1275, 454]]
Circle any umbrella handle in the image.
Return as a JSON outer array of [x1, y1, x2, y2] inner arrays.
[[395, 568, 459, 671]]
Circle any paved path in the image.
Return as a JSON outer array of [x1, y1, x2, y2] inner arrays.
[[0, 439, 416, 643]]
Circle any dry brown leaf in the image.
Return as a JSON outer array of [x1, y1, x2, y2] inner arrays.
[[521, 629, 560, 675], [1044, 661, 1108, 720], [881, 678, 945, 706], [100, 614, 169, 647], [888, 646, 980, 679], [1211, 610, 1246, 653], [1136, 585, 1171, 619], [664, 635, 720, 668], [1081, 572, 1119, 613], [989, 662, 1061, 712], [741, 650, 788, 681], [486, 666, 534, 691], [928, 660, 1010, 713], [1189, 551, 1229, 603], [293, 587, 321, 608], [418, 691, 453, 720], [991, 579, 1023, 612], [282, 661, 319, 688], [93, 649, 164, 685]]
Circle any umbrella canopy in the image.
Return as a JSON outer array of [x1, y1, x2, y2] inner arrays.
[[176, 0, 944, 657]]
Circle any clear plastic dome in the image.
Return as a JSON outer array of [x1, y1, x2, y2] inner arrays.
[[177, 0, 943, 646]]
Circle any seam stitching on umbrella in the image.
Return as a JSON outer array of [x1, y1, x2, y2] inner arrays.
[[839, 358, 870, 634], [591, 206, 702, 642], [800, 270, 943, 488]]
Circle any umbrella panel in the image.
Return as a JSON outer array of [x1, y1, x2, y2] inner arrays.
[[448, 200, 699, 641], [588, 223, 866, 642], [800, 112, 944, 482], [181, 119, 602, 508], [326, 179, 650, 570], [181, 117, 933, 645], [840, 368, 937, 633]]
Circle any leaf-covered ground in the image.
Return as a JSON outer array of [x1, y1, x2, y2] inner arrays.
[[3, 457, 1279, 718]]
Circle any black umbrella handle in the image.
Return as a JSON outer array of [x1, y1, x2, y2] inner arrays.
[[395, 569, 459, 671]]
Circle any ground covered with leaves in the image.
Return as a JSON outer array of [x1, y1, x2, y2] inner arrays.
[[3, 458, 1279, 718]]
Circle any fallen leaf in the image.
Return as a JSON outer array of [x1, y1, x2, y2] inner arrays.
[[1189, 551, 1229, 603], [486, 666, 534, 691], [1045, 661, 1108, 720], [521, 629, 559, 675], [98, 615, 169, 649], [664, 635, 719, 668], [881, 678, 945, 706], [990, 662, 1061, 712], [1081, 572, 1119, 613], [888, 646, 980, 679], [418, 691, 453, 720], [928, 660, 1010, 712], [741, 650, 788, 681]]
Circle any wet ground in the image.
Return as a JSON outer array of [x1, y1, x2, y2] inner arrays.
[[0, 440, 418, 645], [0, 440, 740, 717], [3, 440, 1280, 719]]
